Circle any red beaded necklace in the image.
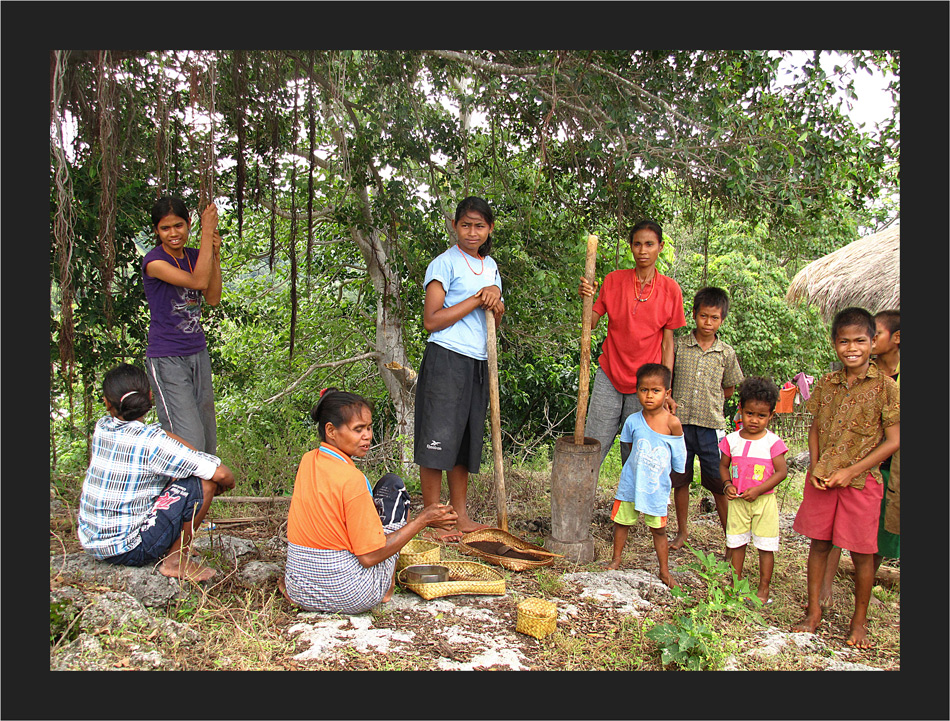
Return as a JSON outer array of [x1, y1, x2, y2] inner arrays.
[[634, 271, 656, 302], [456, 243, 484, 274]]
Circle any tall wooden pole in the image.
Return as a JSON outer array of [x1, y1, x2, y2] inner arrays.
[[574, 234, 599, 445], [485, 310, 507, 531]]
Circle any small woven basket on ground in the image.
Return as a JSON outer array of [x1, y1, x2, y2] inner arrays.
[[459, 527, 556, 572], [396, 538, 441, 571], [516, 597, 557, 639], [397, 560, 505, 600]]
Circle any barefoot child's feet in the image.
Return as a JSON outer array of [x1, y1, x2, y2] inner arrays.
[[669, 532, 688, 551], [159, 556, 216, 582], [792, 610, 822, 634], [846, 621, 874, 648], [659, 571, 679, 589], [604, 560, 621, 571]]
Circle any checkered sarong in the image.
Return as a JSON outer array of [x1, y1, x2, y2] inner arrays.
[[285, 521, 404, 614]]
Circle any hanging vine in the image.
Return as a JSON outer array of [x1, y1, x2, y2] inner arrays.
[[288, 57, 301, 361], [50, 50, 77, 421], [95, 50, 118, 325], [232, 49, 247, 240]]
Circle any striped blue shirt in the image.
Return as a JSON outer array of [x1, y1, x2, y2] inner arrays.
[[78, 416, 220, 559]]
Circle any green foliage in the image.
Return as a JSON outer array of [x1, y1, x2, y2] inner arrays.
[[645, 611, 724, 671], [673, 544, 765, 625], [647, 543, 767, 670], [50, 599, 81, 646]]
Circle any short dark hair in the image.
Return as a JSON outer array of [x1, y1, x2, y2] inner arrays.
[[636, 362, 671, 389], [737, 375, 780, 412], [692, 286, 730, 319], [629, 219, 663, 245], [454, 196, 495, 256], [874, 309, 900, 335], [103, 363, 153, 421], [310, 388, 373, 441], [831, 306, 875, 341]]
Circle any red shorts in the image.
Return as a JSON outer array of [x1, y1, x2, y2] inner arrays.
[[792, 472, 884, 554]]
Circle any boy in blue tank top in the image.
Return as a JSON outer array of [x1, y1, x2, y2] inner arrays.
[[606, 363, 686, 588]]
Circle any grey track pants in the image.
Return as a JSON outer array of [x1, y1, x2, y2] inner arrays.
[[146, 349, 217, 454], [583, 367, 643, 471]]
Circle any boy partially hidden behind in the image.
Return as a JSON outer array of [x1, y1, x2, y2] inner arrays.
[[792, 307, 899, 648], [669, 287, 744, 552]]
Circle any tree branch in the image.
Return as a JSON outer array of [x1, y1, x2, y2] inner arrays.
[[254, 351, 382, 412]]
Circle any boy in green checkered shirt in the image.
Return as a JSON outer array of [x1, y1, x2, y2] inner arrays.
[[669, 287, 743, 555]]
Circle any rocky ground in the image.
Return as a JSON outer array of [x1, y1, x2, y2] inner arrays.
[[49, 475, 901, 675]]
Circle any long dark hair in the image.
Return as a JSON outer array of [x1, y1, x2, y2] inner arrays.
[[310, 388, 373, 441], [150, 196, 191, 244], [103, 364, 153, 421], [454, 196, 495, 257]]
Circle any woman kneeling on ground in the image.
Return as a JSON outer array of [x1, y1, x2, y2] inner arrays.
[[283, 389, 458, 613]]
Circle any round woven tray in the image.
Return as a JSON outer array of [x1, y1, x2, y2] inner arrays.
[[459, 527, 556, 572], [396, 538, 441, 571], [397, 560, 505, 600]]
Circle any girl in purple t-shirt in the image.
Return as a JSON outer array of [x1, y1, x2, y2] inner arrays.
[[142, 196, 222, 454]]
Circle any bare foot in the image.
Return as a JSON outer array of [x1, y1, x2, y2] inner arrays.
[[604, 560, 621, 571], [423, 528, 463, 544], [456, 520, 490, 534], [669, 532, 688, 551], [792, 610, 822, 634], [382, 576, 396, 603], [277, 575, 297, 606], [159, 557, 215, 582], [847, 621, 874, 648], [658, 571, 679, 589]]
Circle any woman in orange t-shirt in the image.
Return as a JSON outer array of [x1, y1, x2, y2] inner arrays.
[[283, 389, 457, 613]]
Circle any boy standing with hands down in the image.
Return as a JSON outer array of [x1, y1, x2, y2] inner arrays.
[[792, 307, 900, 648], [606, 363, 686, 588], [719, 377, 788, 606], [669, 287, 744, 552]]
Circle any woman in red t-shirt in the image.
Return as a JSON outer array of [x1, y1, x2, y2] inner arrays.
[[579, 220, 686, 471]]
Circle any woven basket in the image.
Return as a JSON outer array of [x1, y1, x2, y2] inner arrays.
[[516, 598, 557, 639], [459, 527, 556, 572], [397, 560, 505, 600], [396, 538, 441, 571]]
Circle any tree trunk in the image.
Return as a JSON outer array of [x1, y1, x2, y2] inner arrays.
[[349, 218, 416, 468]]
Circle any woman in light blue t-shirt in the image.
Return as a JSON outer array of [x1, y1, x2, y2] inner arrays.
[[413, 197, 504, 542]]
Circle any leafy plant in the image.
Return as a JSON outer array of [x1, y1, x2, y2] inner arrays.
[[645, 611, 723, 670], [673, 544, 765, 624]]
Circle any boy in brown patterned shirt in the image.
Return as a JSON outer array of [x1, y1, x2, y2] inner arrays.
[[792, 307, 899, 648]]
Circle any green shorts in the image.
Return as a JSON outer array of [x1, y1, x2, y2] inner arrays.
[[726, 492, 779, 551], [611, 499, 666, 529], [877, 467, 900, 559]]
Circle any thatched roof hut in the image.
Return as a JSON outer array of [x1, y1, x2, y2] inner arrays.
[[785, 225, 900, 321]]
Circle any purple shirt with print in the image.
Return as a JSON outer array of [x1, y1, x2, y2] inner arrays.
[[143, 245, 207, 357]]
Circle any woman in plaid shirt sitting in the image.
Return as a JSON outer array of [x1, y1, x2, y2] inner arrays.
[[78, 364, 236, 582]]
